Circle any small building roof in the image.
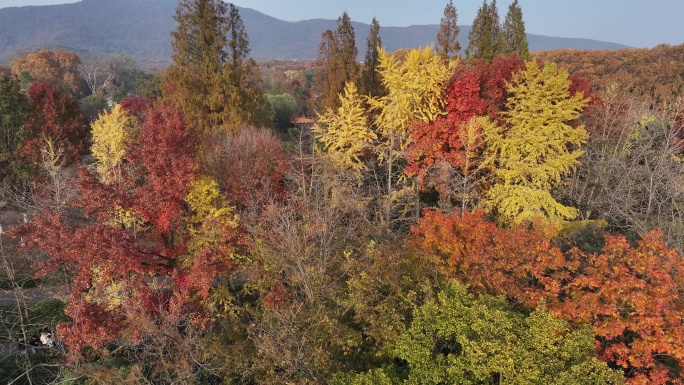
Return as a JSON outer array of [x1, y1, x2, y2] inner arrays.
[[290, 115, 315, 125]]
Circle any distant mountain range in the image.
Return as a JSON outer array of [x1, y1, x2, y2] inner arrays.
[[0, 0, 631, 67]]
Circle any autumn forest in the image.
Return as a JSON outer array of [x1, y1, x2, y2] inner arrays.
[[2, 0, 684, 384]]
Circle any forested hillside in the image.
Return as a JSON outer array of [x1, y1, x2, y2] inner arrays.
[[536, 44, 684, 107], [1, 0, 683, 384], [0, 0, 629, 65]]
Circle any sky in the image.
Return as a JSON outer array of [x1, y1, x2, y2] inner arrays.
[[0, 0, 682, 48]]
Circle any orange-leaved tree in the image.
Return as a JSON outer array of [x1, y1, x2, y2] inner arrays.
[[412, 209, 566, 305], [560, 230, 684, 384], [11, 49, 83, 93], [413, 208, 684, 384]]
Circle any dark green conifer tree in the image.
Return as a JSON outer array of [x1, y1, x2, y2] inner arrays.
[[436, 0, 461, 61], [0, 76, 29, 176], [360, 17, 385, 98], [466, 0, 504, 63], [166, 0, 268, 134], [226, 3, 249, 69], [502, 0, 529, 60], [225, 3, 271, 128], [337, 12, 359, 85]]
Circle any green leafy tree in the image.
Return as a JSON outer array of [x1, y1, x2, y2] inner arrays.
[[337, 281, 624, 385], [436, 0, 461, 61], [166, 0, 228, 134], [267, 93, 299, 130], [314, 82, 376, 179], [360, 17, 384, 98], [78, 93, 109, 122], [392, 281, 625, 385], [481, 61, 588, 225], [466, 0, 504, 62], [502, 0, 529, 60]]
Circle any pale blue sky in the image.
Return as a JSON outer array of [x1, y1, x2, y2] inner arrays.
[[1, 0, 682, 48]]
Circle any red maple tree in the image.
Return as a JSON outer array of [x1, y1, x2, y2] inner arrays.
[[17, 82, 89, 166], [15, 101, 245, 357]]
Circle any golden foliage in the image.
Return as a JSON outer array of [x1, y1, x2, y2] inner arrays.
[[184, 175, 239, 257], [314, 82, 376, 178], [481, 61, 589, 224], [90, 104, 137, 184], [370, 46, 451, 154], [11, 49, 83, 92]]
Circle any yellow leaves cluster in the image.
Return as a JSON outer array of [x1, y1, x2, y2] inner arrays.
[[314, 82, 376, 178], [186, 175, 239, 234], [481, 61, 589, 225], [312, 47, 451, 178], [623, 113, 655, 156], [369, 46, 451, 153], [90, 103, 137, 184], [105, 206, 146, 233], [184, 175, 239, 258], [85, 265, 128, 312], [366, 47, 451, 224], [186, 175, 236, 224]]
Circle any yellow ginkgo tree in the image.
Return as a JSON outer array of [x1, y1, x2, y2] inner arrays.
[[90, 103, 136, 184], [313, 81, 376, 179], [481, 61, 589, 225], [90, 103, 145, 231], [369, 47, 451, 224]]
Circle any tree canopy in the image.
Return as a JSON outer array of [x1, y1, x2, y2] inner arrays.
[[165, 0, 267, 134], [466, 0, 504, 62], [436, 0, 461, 61], [481, 61, 588, 224], [502, 0, 529, 59], [316, 11, 359, 113]]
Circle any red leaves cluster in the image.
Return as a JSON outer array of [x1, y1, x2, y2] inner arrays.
[[406, 55, 524, 189], [20, 210, 150, 351], [406, 65, 486, 184], [413, 210, 684, 384], [18, 82, 89, 166], [15, 100, 245, 356], [131, 102, 197, 234], [201, 126, 291, 214], [77, 99, 196, 239], [264, 282, 292, 308]]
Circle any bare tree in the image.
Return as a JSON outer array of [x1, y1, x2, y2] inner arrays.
[[1, 233, 35, 384], [559, 87, 684, 248], [80, 54, 129, 95]]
